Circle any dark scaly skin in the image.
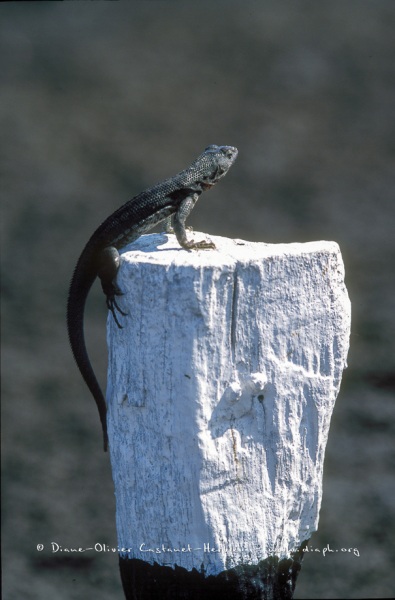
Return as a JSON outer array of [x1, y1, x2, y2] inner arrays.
[[67, 145, 238, 451]]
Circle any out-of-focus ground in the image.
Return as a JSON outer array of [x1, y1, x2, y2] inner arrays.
[[1, 3, 394, 599]]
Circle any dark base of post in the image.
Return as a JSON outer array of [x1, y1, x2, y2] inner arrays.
[[119, 541, 307, 600]]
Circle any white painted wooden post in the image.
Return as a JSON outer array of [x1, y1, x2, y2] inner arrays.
[[106, 233, 351, 600]]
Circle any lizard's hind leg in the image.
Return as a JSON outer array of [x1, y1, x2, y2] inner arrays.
[[106, 294, 127, 329], [98, 246, 129, 329]]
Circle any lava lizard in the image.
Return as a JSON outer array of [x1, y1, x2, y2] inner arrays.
[[67, 144, 238, 451]]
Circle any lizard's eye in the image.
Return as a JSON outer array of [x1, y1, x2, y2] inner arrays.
[[221, 148, 234, 158]]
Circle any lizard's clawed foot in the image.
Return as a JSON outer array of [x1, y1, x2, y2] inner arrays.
[[106, 295, 128, 329], [183, 238, 216, 250], [102, 282, 128, 329]]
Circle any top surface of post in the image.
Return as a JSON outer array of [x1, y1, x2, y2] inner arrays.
[[119, 232, 344, 268]]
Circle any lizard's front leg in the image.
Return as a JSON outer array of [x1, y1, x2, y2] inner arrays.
[[162, 216, 174, 234], [173, 194, 216, 250], [162, 215, 193, 235], [97, 246, 128, 329]]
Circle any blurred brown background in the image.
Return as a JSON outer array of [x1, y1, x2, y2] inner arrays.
[[1, 2, 394, 598]]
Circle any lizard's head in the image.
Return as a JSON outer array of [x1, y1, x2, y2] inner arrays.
[[196, 145, 238, 188]]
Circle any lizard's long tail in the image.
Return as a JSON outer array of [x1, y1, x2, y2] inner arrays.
[[67, 262, 108, 451]]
